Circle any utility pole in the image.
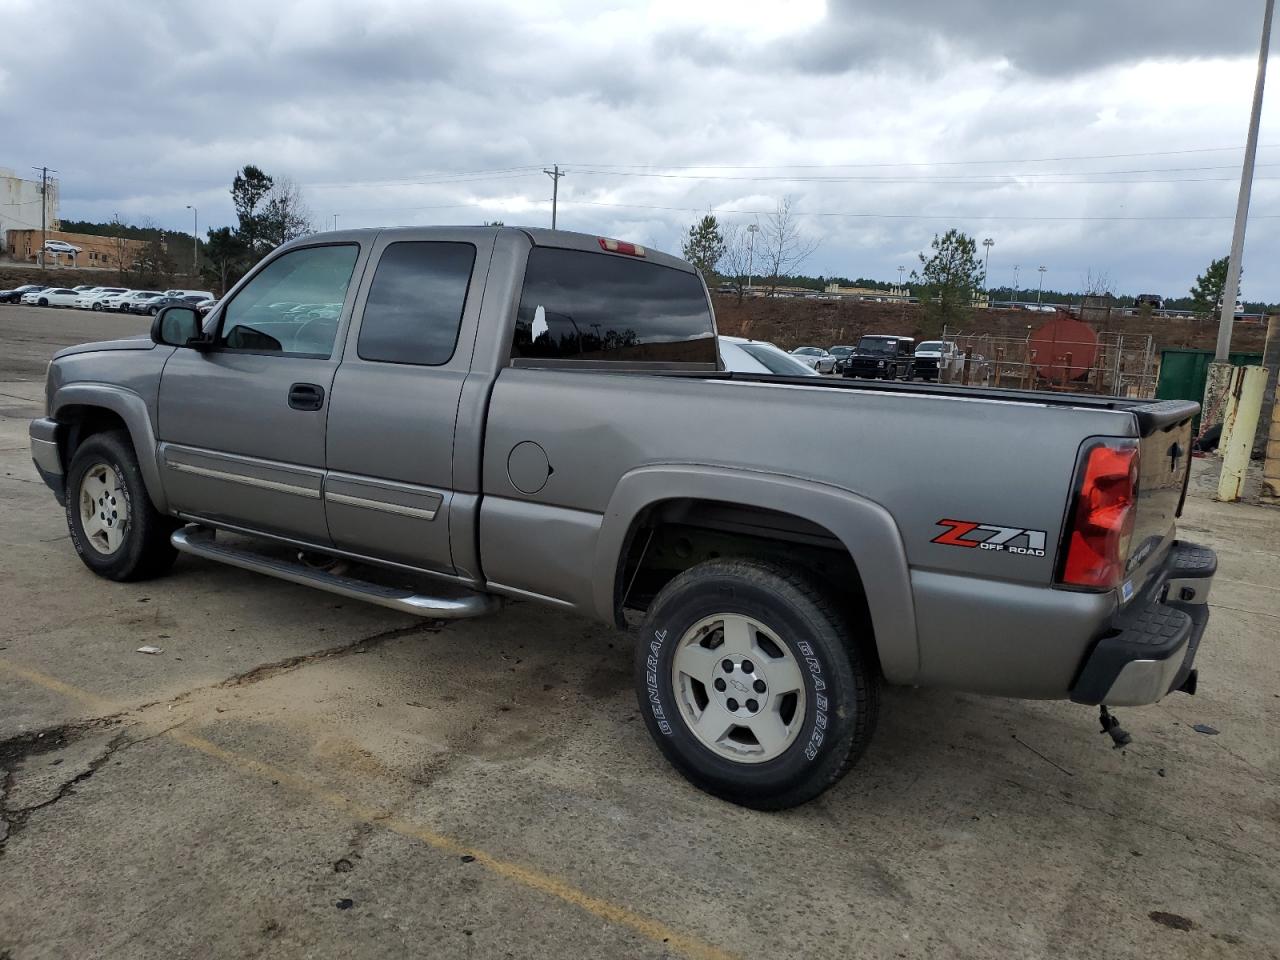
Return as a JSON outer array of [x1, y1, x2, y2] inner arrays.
[[185, 205, 198, 277], [1217, 0, 1274, 360], [746, 223, 759, 291], [897, 264, 905, 292], [543, 165, 566, 229], [1037, 265, 1047, 305], [32, 166, 56, 269], [982, 238, 994, 299], [1012, 264, 1020, 303], [333, 213, 339, 231]]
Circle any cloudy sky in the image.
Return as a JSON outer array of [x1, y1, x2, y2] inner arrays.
[[3, 0, 1279, 299]]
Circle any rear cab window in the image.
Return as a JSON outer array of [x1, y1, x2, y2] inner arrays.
[[512, 247, 716, 365]]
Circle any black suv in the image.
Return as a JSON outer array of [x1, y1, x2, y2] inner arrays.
[[842, 335, 915, 380]]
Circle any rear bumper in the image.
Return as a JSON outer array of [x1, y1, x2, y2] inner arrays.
[[30, 417, 66, 505], [1070, 541, 1215, 706]]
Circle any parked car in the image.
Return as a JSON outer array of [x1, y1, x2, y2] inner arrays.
[[113, 291, 164, 312], [71, 285, 98, 293], [0, 284, 47, 304], [132, 294, 208, 316], [789, 346, 837, 374], [30, 226, 1212, 811], [42, 240, 83, 255], [827, 344, 856, 373], [842, 335, 915, 380], [718, 336, 821, 376], [162, 289, 215, 301], [96, 291, 134, 311], [23, 287, 81, 307], [75, 287, 130, 310], [913, 340, 959, 381], [194, 298, 219, 316]]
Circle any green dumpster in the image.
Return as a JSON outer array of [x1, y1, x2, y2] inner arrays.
[[1157, 348, 1263, 434]]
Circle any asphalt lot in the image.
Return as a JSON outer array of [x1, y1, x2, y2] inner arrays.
[[0, 302, 1277, 959]]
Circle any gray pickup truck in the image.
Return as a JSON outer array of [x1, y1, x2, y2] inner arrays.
[[29, 226, 1214, 809]]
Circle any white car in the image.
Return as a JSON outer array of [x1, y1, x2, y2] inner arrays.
[[42, 240, 83, 255], [163, 289, 215, 300], [22, 287, 81, 307], [719, 336, 821, 376], [75, 287, 130, 310], [113, 290, 163, 312], [913, 340, 960, 380], [97, 290, 135, 311], [790, 346, 838, 374]]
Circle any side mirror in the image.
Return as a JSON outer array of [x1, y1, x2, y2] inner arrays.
[[151, 306, 209, 349]]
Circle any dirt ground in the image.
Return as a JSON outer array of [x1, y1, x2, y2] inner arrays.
[[0, 303, 1277, 959]]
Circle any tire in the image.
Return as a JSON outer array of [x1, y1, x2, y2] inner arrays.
[[92, 303, 102, 311], [149, 306, 160, 316], [634, 558, 878, 810], [65, 430, 178, 581], [38, 298, 48, 307]]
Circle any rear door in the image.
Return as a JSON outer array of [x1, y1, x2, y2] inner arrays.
[[323, 230, 489, 575], [157, 241, 366, 543]]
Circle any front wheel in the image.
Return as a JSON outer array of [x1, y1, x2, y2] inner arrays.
[[38, 298, 49, 307], [634, 558, 878, 810], [65, 430, 178, 581]]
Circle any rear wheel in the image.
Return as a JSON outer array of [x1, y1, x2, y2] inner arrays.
[[65, 430, 178, 581], [634, 558, 878, 810], [92, 303, 102, 311]]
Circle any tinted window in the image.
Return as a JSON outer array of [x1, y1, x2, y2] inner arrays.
[[514, 247, 715, 364], [358, 242, 475, 366], [220, 244, 358, 356]]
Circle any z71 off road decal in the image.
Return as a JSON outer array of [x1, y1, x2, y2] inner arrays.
[[932, 519, 1047, 557]]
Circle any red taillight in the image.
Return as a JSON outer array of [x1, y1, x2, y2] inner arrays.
[[1059, 441, 1139, 589], [598, 237, 646, 257]]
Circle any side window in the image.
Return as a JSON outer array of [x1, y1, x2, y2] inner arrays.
[[357, 242, 475, 365], [219, 244, 359, 356], [513, 247, 716, 364]]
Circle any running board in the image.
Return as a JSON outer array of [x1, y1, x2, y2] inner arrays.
[[171, 526, 501, 619]]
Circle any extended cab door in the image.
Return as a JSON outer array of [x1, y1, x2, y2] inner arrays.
[[323, 230, 491, 575], [156, 241, 366, 543]]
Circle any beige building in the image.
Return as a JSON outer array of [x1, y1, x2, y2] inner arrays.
[[5, 229, 147, 269]]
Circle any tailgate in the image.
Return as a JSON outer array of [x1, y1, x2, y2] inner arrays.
[[1126, 400, 1197, 597]]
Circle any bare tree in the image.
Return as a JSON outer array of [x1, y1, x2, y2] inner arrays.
[[259, 177, 316, 249], [718, 222, 758, 302], [759, 196, 818, 296], [1080, 268, 1114, 298]]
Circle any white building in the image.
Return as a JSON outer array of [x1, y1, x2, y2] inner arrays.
[[1, 168, 59, 255]]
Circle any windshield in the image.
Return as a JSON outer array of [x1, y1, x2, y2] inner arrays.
[[793, 347, 821, 356], [916, 341, 944, 352], [856, 337, 897, 355], [828, 345, 853, 356], [740, 343, 819, 376]]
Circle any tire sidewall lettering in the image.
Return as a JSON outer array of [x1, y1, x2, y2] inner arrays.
[[796, 640, 827, 761]]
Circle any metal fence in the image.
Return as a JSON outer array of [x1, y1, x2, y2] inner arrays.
[[941, 326, 1158, 398]]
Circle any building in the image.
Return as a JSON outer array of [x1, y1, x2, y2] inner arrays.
[[1, 168, 58, 248], [5, 229, 148, 269]]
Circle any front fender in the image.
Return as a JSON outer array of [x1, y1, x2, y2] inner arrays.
[[592, 464, 919, 684], [52, 383, 168, 513]]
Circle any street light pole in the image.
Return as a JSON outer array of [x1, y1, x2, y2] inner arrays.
[[897, 265, 905, 291], [185, 205, 198, 277], [1013, 264, 1020, 303], [1216, 0, 1274, 360], [1037, 265, 1046, 305], [982, 238, 994, 300], [746, 223, 758, 291]]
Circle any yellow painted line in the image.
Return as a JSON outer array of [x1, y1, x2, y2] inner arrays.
[[0, 657, 737, 960]]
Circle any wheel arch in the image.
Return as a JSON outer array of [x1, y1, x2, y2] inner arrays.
[[53, 384, 168, 513], [593, 464, 919, 684]]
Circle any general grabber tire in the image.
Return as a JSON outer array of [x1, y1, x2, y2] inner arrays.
[[65, 430, 178, 582], [635, 558, 878, 810]]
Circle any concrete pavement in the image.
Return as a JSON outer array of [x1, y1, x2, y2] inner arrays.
[[0, 303, 1277, 959]]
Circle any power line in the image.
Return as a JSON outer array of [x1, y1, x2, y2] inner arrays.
[[571, 168, 1280, 185]]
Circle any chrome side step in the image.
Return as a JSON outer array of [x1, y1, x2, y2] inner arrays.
[[171, 526, 501, 619]]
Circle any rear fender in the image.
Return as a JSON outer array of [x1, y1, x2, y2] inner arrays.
[[593, 464, 919, 684]]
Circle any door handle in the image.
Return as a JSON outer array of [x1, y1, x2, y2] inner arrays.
[[288, 382, 325, 411]]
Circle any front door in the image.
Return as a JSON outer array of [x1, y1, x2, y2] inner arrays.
[[323, 231, 488, 574], [156, 241, 366, 543]]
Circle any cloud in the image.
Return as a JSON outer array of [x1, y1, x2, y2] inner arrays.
[[0, 0, 1276, 299]]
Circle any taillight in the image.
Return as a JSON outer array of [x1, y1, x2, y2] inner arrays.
[[598, 237, 646, 257], [1058, 440, 1139, 589]]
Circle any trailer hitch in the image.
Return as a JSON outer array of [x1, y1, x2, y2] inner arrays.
[[1098, 705, 1132, 748]]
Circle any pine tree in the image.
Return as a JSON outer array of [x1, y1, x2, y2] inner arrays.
[[681, 214, 726, 278]]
